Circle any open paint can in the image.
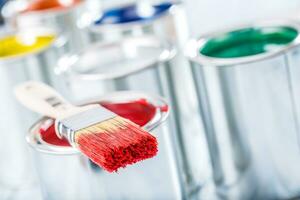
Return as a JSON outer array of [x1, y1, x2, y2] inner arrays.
[[1, 0, 95, 52], [87, 4, 206, 196], [0, 27, 66, 198], [186, 20, 300, 199], [56, 35, 176, 100], [87, 1, 187, 43], [56, 34, 210, 198], [87, 4, 207, 193], [0, 27, 68, 93], [27, 91, 182, 199]]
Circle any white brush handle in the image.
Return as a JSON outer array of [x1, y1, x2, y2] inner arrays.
[[14, 81, 87, 119]]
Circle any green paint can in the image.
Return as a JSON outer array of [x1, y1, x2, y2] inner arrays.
[[186, 20, 300, 199]]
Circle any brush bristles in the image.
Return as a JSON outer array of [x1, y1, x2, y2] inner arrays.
[[75, 116, 158, 172]]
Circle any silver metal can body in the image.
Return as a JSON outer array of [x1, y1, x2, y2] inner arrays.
[[186, 20, 300, 199], [85, 2, 211, 196], [27, 91, 180, 200], [0, 28, 67, 199], [56, 35, 204, 199], [27, 118, 97, 200]]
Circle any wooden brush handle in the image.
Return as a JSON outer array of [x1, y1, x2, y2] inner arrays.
[[14, 81, 80, 119]]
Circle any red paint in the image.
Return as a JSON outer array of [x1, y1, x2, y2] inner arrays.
[[100, 98, 156, 127], [159, 105, 169, 112], [77, 120, 158, 172], [39, 99, 157, 147], [39, 119, 70, 146], [22, 0, 81, 13]]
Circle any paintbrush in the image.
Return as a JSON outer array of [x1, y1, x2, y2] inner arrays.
[[14, 81, 158, 172]]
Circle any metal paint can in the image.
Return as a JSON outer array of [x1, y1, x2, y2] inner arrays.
[[1, 0, 98, 52], [186, 20, 300, 199], [87, 4, 210, 197], [0, 27, 66, 199], [27, 91, 179, 199], [56, 34, 210, 199], [87, 2, 186, 43]]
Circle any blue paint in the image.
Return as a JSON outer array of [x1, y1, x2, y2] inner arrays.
[[0, 0, 7, 24], [0, 0, 6, 8], [94, 2, 173, 25]]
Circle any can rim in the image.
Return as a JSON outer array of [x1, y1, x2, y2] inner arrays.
[[0, 27, 67, 64], [26, 91, 169, 155], [185, 20, 300, 66], [87, 2, 180, 33], [55, 35, 176, 80]]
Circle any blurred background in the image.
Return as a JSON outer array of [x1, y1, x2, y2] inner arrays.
[[2, 0, 300, 200], [2, 0, 300, 33]]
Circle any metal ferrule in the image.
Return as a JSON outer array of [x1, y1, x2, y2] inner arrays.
[[56, 106, 117, 146]]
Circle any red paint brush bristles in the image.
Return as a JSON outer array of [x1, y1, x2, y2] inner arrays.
[[75, 116, 158, 172]]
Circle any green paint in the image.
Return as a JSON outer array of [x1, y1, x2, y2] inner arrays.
[[200, 26, 298, 58]]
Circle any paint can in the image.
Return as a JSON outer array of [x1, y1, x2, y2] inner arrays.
[[56, 34, 210, 199], [56, 35, 176, 100], [0, 27, 66, 198], [186, 20, 300, 199], [0, 27, 69, 92], [1, 0, 98, 52], [87, 3, 210, 196], [87, 2, 186, 43], [27, 91, 179, 199]]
